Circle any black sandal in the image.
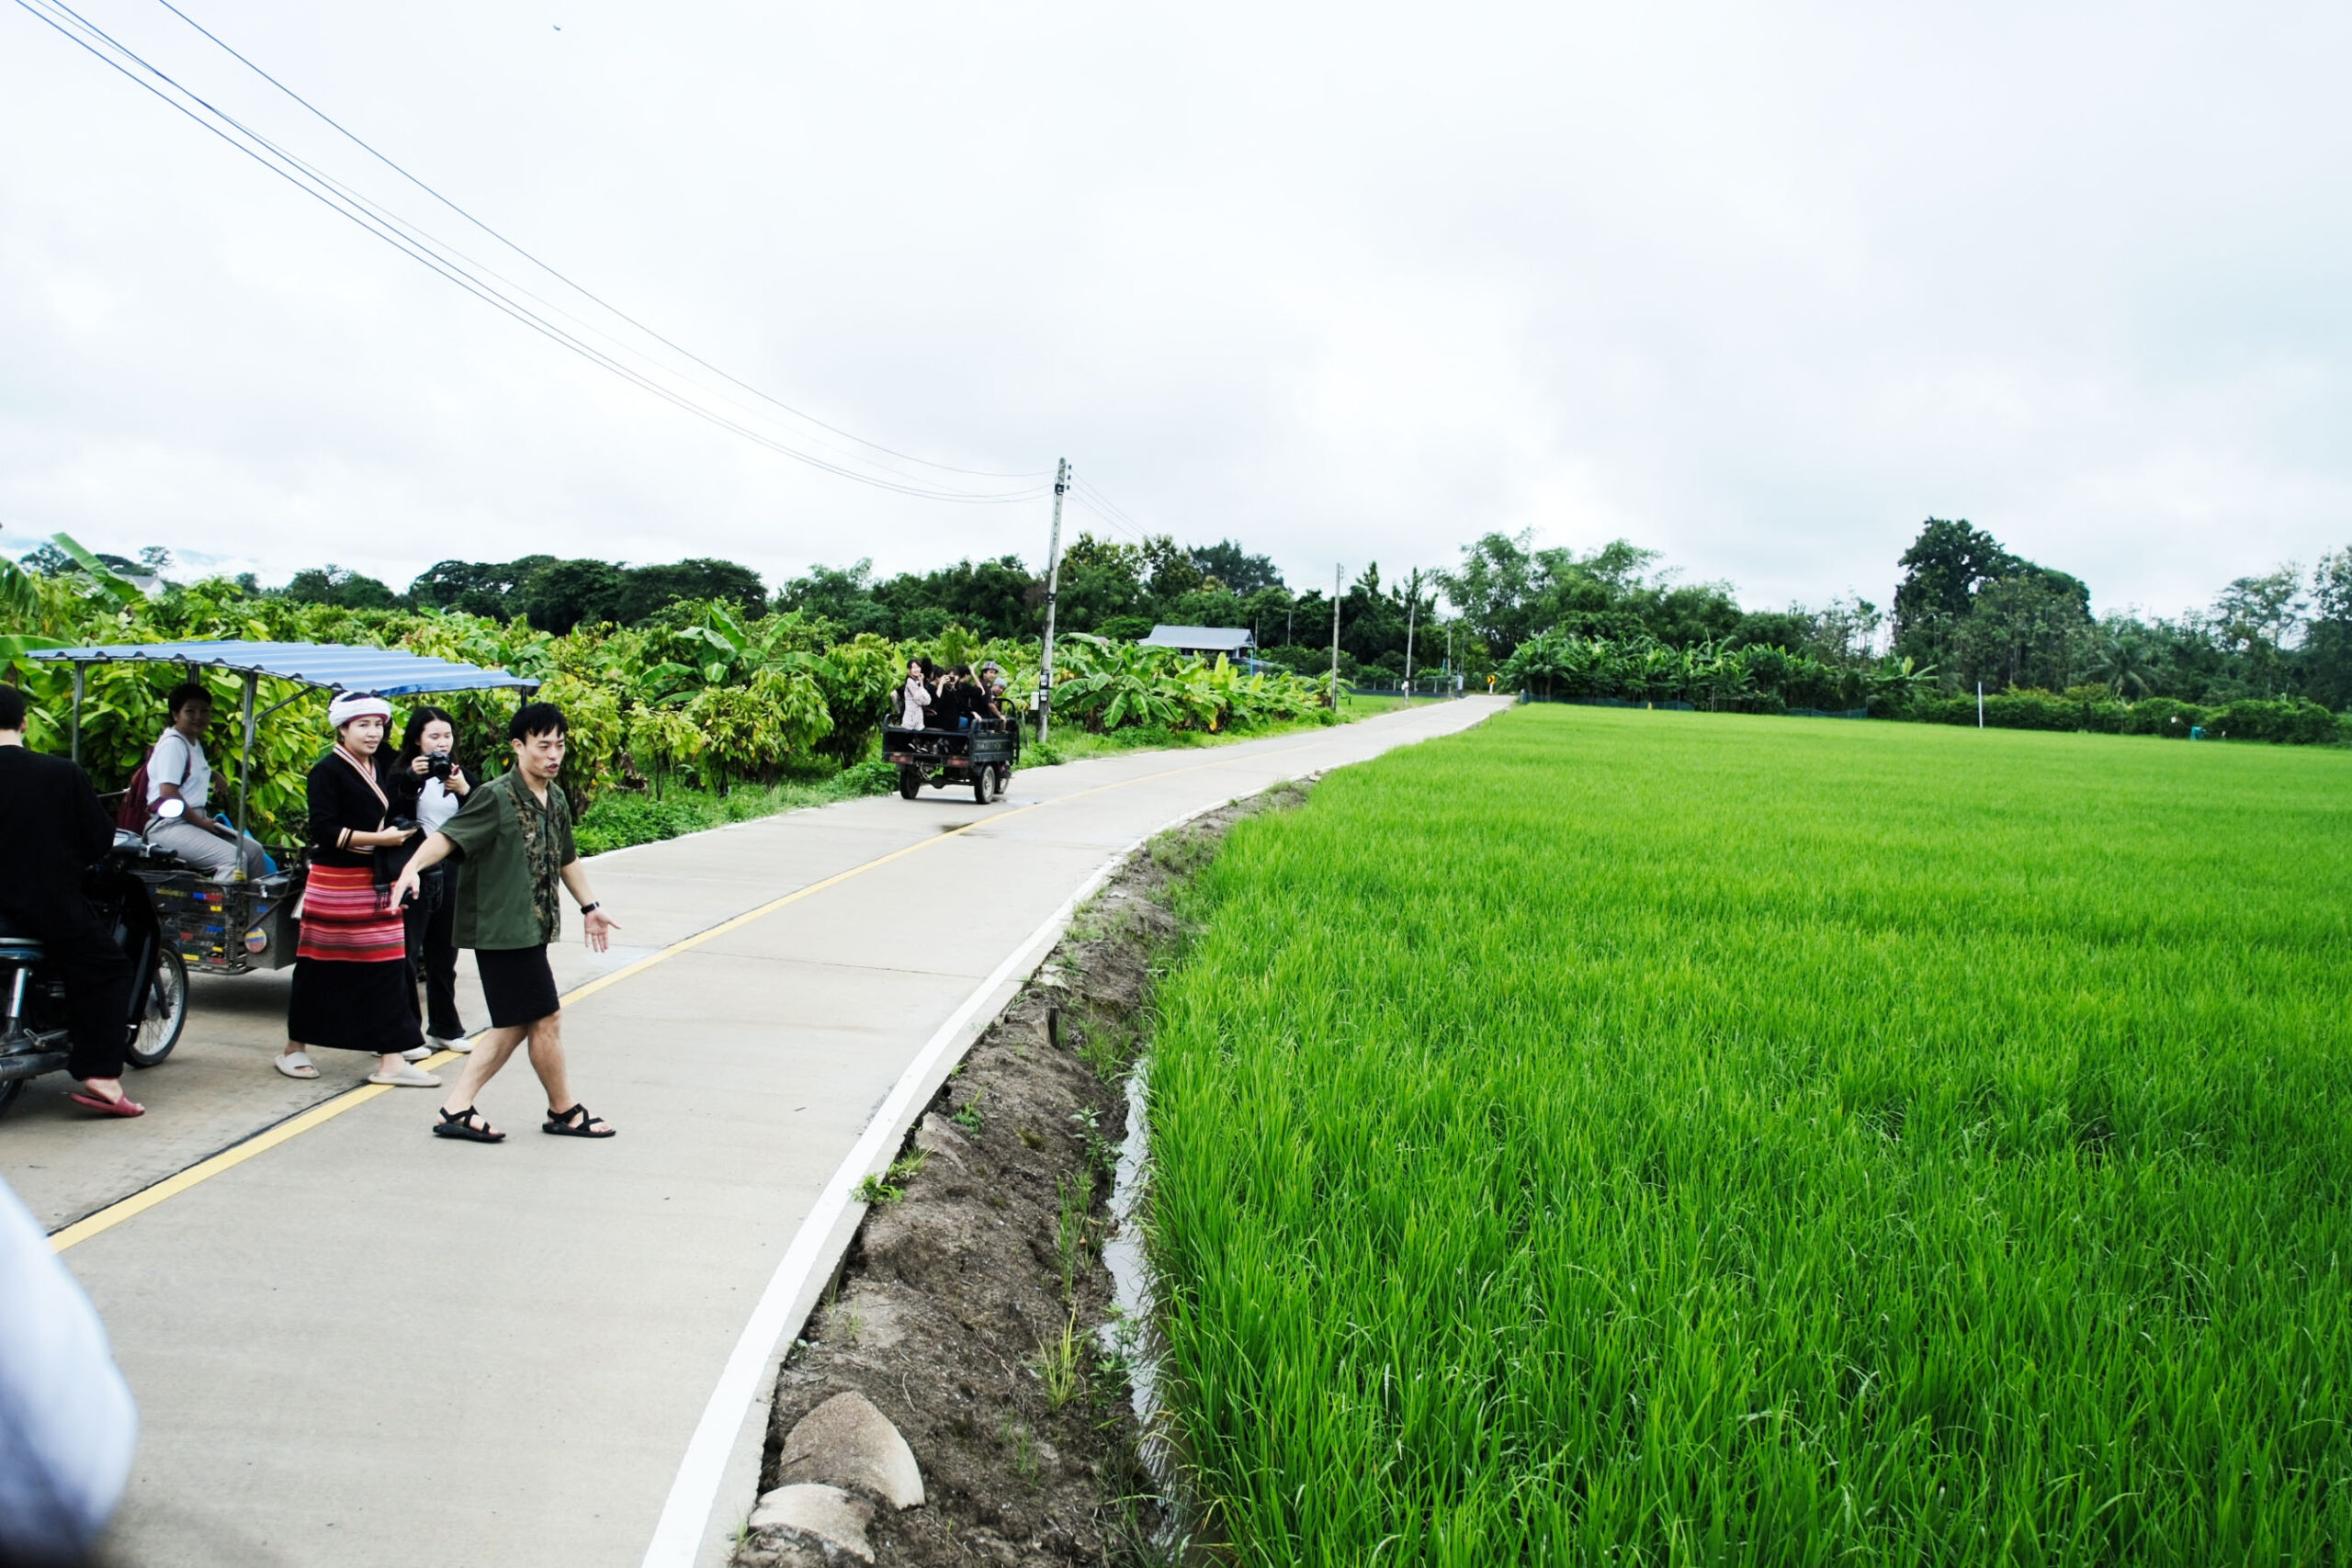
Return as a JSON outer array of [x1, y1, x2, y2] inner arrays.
[[433, 1106, 505, 1143], [544, 1103, 616, 1138]]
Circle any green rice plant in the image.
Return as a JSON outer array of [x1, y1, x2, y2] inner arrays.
[[1033, 1312, 1085, 1411], [1148, 705, 2352, 1566]]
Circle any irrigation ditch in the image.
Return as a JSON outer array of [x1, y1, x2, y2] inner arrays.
[[730, 780, 1309, 1567]]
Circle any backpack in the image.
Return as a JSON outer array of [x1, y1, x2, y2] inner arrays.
[[116, 747, 155, 830]]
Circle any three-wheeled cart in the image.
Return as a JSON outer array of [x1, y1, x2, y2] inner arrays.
[[882, 721, 1020, 803], [30, 641, 538, 979]]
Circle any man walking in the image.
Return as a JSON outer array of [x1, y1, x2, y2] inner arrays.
[[390, 702, 618, 1143], [0, 685, 142, 1116]]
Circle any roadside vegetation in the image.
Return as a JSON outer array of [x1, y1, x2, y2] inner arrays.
[[1146, 705, 2352, 1563], [0, 542, 1323, 850]]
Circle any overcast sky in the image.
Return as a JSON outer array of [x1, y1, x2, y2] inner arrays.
[[4, 0, 2346, 619]]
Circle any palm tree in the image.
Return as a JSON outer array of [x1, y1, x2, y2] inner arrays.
[[2089, 628, 2155, 700]]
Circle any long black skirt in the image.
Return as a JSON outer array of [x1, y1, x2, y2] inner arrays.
[[288, 956, 424, 1054]]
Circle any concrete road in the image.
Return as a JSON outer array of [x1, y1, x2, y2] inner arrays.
[[11, 698, 1505, 1568]]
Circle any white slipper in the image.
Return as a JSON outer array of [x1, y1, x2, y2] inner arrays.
[[431, 1033, 474, 1055], [368, 1064, 441, 1088], [275, 1052, 319, 1079], [401, 1044, 434, 1063]]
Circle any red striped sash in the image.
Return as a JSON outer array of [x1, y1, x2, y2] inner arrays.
[[295, 864, 407, 964]]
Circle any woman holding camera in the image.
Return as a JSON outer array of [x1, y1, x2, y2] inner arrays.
[[277, 693, 434, 1085], [393, 705, 474, 1054]]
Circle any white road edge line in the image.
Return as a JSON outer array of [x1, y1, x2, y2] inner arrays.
[[636, 794, 1241, 1568]]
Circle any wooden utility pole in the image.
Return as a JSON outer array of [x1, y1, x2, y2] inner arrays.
[[1036, 457, 1069, 742]]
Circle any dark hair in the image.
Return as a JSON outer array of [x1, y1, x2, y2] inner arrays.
[[166, 680, 211, 716], [0, 683, 23, 730], [508, 702, 568, 743], [397, 705, 462, 771]]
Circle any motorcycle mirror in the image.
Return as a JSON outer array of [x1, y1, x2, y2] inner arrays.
[[154, 796, 187, 821]]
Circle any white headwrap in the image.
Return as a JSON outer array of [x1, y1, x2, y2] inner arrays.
[[327, 691, 392, 729]]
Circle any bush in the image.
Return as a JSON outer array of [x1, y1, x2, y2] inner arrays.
[[2119, 696, 2207, 737], [2208, 697, 2338, 745]]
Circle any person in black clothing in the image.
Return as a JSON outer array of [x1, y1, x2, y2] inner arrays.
[[276, 692, 432, 1086], [390, 705, 473, 1050], [0, 685, 141, 1117], [930, 667, 973, 730]]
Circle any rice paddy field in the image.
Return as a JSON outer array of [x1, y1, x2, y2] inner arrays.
[[1146, 705, 2352, 1566]]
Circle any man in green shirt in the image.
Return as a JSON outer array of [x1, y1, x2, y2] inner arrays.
[[390, 703, 620, 1143]]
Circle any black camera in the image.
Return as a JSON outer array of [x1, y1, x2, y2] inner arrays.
[[426, 750, 454, 782]]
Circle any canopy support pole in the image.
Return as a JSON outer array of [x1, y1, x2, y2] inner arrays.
[[234, 670, 258, 851], [70, 664, 84, 765]]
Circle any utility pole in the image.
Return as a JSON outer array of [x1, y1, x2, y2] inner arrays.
[[1329, 563, 1342, 709], [1036, 457, 1069, 742], [1402, 570, 1417, 702]]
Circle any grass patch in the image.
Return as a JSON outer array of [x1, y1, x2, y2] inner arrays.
[[1148, 705, 2352, 1564], [573, 759, 898, 855], [1027, 692, 1424, 766]]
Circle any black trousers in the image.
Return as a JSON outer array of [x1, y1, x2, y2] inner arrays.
[[18, 906, 134, 1080], [401, 868, 465, 1040]]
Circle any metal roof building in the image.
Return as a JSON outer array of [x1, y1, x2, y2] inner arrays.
[[1137, 625, 1256, 659]]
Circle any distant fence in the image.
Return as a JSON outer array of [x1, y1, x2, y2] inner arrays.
[[1516, 694, 1870, 721], [1343, 680, 1467, 699]]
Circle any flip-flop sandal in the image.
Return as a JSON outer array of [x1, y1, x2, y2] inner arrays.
[[543, 1103, 616, 1138], [68, 1090, 145, 1118], [432, 1106, 505, 1143]]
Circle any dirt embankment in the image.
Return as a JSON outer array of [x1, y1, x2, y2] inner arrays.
[[734, 782, 1306, 1568]]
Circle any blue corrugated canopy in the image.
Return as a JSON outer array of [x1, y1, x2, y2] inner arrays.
[[28, 640, 539, 696]]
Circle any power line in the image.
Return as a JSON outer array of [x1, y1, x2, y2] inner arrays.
[[144, 0, 1050, 485], [12, 0, 1048, 504]]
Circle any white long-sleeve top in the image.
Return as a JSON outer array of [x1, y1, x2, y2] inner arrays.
[[898, 677, 932, 729]]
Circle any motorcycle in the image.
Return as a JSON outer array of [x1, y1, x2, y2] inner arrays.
[[0, 826, 191, 1118]]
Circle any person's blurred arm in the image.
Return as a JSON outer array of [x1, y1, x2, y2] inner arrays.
[[0, 1179, 137, 1566]]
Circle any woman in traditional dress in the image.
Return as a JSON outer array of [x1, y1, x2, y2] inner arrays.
[[275, 693, 435, 1085]]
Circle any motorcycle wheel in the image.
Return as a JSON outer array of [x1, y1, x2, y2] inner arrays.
[[0, 1077, 20, 1119], [126, 946, 189, 1068]]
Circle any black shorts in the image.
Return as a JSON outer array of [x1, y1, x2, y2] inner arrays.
[[475, 945, 560, 1029]]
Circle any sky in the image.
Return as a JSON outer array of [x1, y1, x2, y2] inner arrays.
[[3, 0, 2347, 621]]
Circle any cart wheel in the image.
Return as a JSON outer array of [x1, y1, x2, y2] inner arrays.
[[972, 768, 991, 805], [126, 947, 188, 1069], [898, 766, 922, 801]]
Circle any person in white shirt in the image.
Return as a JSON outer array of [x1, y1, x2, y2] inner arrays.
[[143, 682, 268, 880], [390, 706, 475, 1055], [898, 658, 933, 729]]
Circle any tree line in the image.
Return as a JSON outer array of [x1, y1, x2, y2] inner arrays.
[[24, 515, 2352, 715]]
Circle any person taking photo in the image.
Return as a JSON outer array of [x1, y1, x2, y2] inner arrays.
[[390, 702, 619, 1144], [390, 705, 473, 1054]]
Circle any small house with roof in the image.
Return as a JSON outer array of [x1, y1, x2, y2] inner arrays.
[[1136, 625, 1256, 661]]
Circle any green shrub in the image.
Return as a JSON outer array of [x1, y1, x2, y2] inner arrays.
[[2209, 697, 2338, 745]]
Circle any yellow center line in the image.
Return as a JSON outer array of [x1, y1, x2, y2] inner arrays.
[[49, 731, 1347, 1252]]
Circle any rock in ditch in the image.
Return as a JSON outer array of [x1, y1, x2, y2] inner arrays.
[[778, 1390, 926, 1508], [747, 1483, 875, 1564]]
